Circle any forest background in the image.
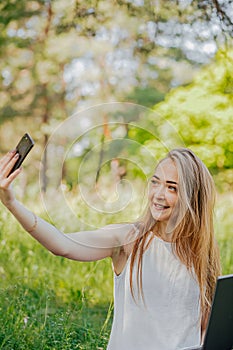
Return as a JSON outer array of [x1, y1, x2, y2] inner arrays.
[[0, 0, 233, 349]]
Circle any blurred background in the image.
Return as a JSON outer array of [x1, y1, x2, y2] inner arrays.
[[0, 0, 232, 194], [0, 1, 232, 349]]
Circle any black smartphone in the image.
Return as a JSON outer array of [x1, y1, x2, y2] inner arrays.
[[8, 133, 35, 176]]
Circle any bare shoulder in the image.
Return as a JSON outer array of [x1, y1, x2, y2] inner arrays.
[[101, 222, 137, 248]]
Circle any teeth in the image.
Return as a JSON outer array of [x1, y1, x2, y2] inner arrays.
[[154, 204, 168, 209]]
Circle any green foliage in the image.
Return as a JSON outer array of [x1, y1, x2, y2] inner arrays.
[[127, 86, 165, 107], [1, 0, 232, 126], [0, 0, 232, 194], [214, 194, 233, 275], [151, 49, 233, 191]]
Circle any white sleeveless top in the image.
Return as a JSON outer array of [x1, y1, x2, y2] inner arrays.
[[107, 235, 201, 350]]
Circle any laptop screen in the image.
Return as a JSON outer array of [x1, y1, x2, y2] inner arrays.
[[203, 274, 233, 350]]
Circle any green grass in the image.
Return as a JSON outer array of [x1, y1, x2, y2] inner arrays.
[[0, 209, 113, 350], [0, 192, 232, 349]]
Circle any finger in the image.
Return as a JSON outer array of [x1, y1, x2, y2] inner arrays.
[[7, 167, 22, 181], [0, 150, 16, 168], [0, 167, 22, 189], [0, 153, 19, 178]]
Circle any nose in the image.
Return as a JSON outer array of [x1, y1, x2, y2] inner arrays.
[[153, 184, 166, 200]]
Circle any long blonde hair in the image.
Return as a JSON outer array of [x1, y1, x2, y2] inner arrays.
[[130, 148, 221, 321]]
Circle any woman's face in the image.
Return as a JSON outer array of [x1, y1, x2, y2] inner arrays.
[[149, 158, 179, 224]]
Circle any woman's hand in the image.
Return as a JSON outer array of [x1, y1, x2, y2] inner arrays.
[[0, 150, 22, 208]]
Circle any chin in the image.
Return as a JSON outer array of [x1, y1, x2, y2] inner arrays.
[[151, 214, 168, 222]]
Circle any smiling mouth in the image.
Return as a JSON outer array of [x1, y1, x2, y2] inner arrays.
[[153, 203, 170, 210]]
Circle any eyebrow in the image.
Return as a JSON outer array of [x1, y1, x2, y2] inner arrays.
[[152, 175, 178, 185]]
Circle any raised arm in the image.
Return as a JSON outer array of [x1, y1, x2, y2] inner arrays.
[[0, 150, 133, 262]]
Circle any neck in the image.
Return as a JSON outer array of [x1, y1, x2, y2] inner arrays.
[[153, 222, 173, 242]]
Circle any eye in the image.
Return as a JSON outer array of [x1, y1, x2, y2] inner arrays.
[[151, 179, 159, 185], [168, 185, 177, 192]]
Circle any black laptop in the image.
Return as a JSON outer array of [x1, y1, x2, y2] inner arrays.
[[182, 274, 233, 350]]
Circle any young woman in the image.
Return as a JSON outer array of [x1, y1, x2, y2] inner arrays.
[[0, 147, 221, 350]]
